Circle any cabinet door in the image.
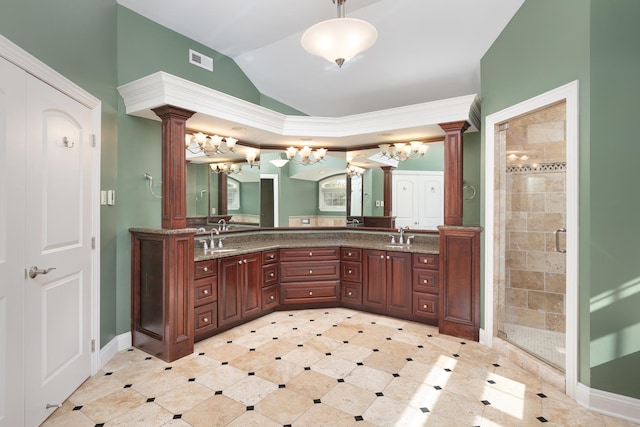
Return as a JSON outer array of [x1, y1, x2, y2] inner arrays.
[[242, 253, 262, 318], [363, 250, 386, 310], [386, 252, 412, 316], [218, 256, 242, 327]]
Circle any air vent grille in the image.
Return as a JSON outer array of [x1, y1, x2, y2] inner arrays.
[[189, 49, 213, 72]]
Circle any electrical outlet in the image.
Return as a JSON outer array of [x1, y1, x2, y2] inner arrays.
[[375, 200, 381, 207]]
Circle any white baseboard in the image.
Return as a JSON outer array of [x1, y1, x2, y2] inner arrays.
[[576, 383, 640, 423], [99, 331, 132, 370]]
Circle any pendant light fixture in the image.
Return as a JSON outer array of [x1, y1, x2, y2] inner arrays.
[[301, 0, 377, 68]]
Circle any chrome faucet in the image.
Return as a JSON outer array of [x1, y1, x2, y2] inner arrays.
[[210, 227, 220, 249], [218, 218, 227, 231], [398, 226, 411, 244]]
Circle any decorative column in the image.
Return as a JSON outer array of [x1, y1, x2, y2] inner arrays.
[[218, 172, 228, 216], [152, 105, 195, 229], [439, 121, 470, 226], [381, 166, 395, 217]]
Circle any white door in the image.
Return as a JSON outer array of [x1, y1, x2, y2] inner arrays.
[[23, 74, 94, 426], [392, 171, 443, 230], [0, 54, 97, 426], [418, 174, 444, 229], [392, 176, 416, 229], [0, 56, 28, 427]]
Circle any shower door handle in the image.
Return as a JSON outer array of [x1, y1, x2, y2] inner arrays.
[[554, 228, 566, 253]]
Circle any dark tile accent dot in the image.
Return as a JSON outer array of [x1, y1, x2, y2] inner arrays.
[[355, 415, 364, 421], [487, 380, 496, 384], [343, 340, 349, 344], [124, 384, 132, 388], [215, 390, 223, 395], [304, 367, 311, 371], [284, 425, 292, 427], [313, 399, 321, 404], [275, 357, 282, 360], [393, 373, 400, 377], [226, 340, 233, 344], [247, 406, 254, 411], [251, 330, 256, 333], [537, 416, 548, 423], [453, 354, 460, 358], [417, 345, 424, 348], [332, 324, 338, 327], [72, 406, 83, 411], [95, 424, 105, 427], [375, 392, 384, 397], [293, 327, 298, 330], [316, 333, 322, 336], [145, 357, 152, 360], [279, 384, 286, 388], [427, 334, 433, 337], [460, 341, 466, 345], [434, 385, 441, 390], [147, 397, 155, 402], [164, 367, 172, 370], [222, 362, 228, 365], [371, 321, 376, 324], [250, 348, 256, 352], [537, 393, 547, 398], [358, 330, 363, 333], [338, 378, 345, 383], [310, 319, 314, 322], [325, 352, 332, 356], [289, 314, 294, 317], [386, 337, 392, 341], [481, 400, 491, 405], [347, 316, 352, 319], [198, 352, 205, 356], [373, 349, 379, 352], [420, 407, 430, 413], [173, 414, 182, 419], [325, 312, 329, 314], [406, 358, 413, 362], [248, 372, 255, 376], [297, 344, 304, 347], [104, 372, 113, 376], [357, 362, 364, 366], [271, 321, 276, 324], [398, 328, 403, 330], [493, 363, 500, 367], [273, 337, 278, 340], [188, 378, 195, 382], [444, 368, 452, 372]]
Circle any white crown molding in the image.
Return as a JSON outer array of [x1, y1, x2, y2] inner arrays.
[[118, 71, 478, 140], [0, 34, 100, 109]]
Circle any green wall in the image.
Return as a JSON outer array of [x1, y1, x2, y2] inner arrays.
[[1, 0, 120, 347], [482, 0, 640, 399]]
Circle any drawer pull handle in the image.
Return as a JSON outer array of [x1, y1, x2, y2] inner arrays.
[[203, 317, 208, 323], [203, 289, 209, 295], [309, 291, 313, 296], [203, 267, 208, 272]]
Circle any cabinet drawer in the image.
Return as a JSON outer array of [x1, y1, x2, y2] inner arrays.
[[194, 302, 218, 337], [341, 261, 362, 283], [279, 247, 339, 261], [262, 285, 279, 310], [341, 281, 362, 305], [281, 281, 339, 304], [280, 260, 340, 282], [413, 269, 439, 294], [413, 254, 439, 270], [194, 260, 217, 278], [194, 277, 217, 306], [341, 247, 362, 262], [262, 249, 279, 264], [413, 292, 438, 320], [262, 264, 279, 286]]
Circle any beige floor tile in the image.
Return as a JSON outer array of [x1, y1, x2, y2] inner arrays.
[[154, 381, 215, 414], [311, 354, 357, 379], [79, 388, 147, 424], [378, 338, 420, 358], [320, 325, 361, 341], [224, 410, 281, 427], [41, 408, 96, 427], [227, 349, 273, 372], [286, 370, 338, 399], [363, 350, 409, 374], [397, 359, 438, 385], [68, 375, 129, 406], [232, 331, 275, 349], [281, 346, 326, 367], [331, 342, 373, 363], [383, 376, 439, 409], [104, 402, 174, 426], [425, 389, 486, 426], [170, 353, 222, 378], [223, 375, 278, 405], [302, 334, 343, 353], [347, 332, 390, 350], [181, 394, 246, 427], [320, 382, 376, 416], [255, 358, 304, 384], [196, 363, 247, 391], [362, 395, 429, 426], [161, 419, 192, 427], [292, 403, 356, 427], [344, 365, 393, 393], [255, 388, 314, 424], [202, 342, 250, 363], [130, 369, 189, 399], [254, 338, 298, 358], [391, 329, 428, 346]]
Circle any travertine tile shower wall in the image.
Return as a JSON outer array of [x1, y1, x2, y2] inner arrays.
[[504, 103, 567, 333]]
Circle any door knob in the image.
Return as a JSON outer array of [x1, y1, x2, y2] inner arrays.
[[28, 266, 56, 279]]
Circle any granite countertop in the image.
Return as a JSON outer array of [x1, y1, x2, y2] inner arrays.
[[194, 237, 439, 262]]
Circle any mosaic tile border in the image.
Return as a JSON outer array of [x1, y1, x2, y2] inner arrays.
[[506, 162, 566, 174]]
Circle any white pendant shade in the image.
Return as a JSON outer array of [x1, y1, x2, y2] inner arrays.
[[301, 17, 377, 67]]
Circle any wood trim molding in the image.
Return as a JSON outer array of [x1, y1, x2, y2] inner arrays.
[[439, 121, 470, 226], [381, 166, 395, 217]]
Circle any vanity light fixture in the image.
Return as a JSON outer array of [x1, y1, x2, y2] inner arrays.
[[346, 158, 364, 177], [210, 163, 241, 175], [245, 149, 259, 167], [286, 146, 327, 166], [186, 132, 237, 156], [301, 0, 377, 68], [378, 141, 429, 161]]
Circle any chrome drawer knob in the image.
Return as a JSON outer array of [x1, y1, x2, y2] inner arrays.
[[203, 317, 208, 323], [203, 289, 209, 295], [309, 270, 313, 274], [309, 291, 313, 296], [309, 252, 313, 256], [423, 279, 428, 284], [423, 304, 428, 309], [270, 273, 275, 277], [348, 291, 352, 296], [348, 270, 352, 274], [270, 295, 275, 300], [348, 252, 352, 256], [203, 267, 208, 272]]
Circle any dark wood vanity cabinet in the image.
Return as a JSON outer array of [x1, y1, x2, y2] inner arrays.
[[261, 249, 279, 311], [217, 252, 261, 328], [279, 247, 340, 304], [363, 250, 412, 317], [412, 253, 439, 324], [340, 247, 363, 306], [193, 259, 218, 340]]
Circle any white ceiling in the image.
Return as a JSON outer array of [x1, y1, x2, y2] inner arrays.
[[115, 0, 525, 118]]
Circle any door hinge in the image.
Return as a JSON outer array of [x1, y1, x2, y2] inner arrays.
[[91, 237, 96, 249], [91, 339, 96, 353], [90, 134, 96, 147]]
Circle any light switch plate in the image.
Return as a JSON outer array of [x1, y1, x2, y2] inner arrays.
[[107, 190, 115, 206], [100, 190, 107, 205]]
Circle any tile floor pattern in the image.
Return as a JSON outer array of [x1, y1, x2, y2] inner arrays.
[[42, 308, 637, 427]]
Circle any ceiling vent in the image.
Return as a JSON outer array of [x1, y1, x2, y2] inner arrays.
[[189, 49, 213, 72]]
